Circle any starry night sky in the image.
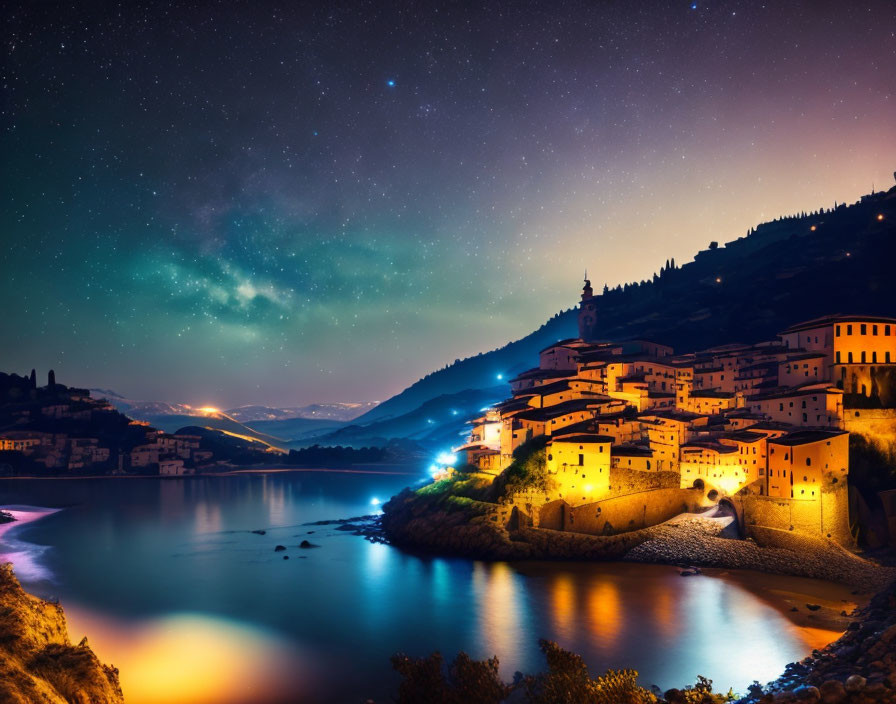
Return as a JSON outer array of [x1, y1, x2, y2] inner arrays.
[[2, 1, 895, 407]]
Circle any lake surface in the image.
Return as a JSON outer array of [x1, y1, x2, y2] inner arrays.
[[0, 472, 857, 703]]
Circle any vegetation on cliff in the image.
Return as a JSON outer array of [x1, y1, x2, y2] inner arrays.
[[0, 563, 123, 704]]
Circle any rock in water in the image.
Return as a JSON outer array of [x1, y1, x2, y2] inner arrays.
[[0, 563, 124, 703], [274, 545, 286, 552], [299, 540, 319, 549]]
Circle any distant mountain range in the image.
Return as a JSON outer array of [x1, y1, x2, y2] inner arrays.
[[225, 402, 378, 423], [88, 391, 381, 447], [89, 391, 375, 423]]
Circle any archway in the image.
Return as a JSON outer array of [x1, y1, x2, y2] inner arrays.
[[716, 497, 743, 537]]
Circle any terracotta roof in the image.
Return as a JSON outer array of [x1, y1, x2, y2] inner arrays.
[[549, 434, 614, 445], [780, 314, 896, 335], [611, 444, 653, 457], [768, 429, 849, 446]]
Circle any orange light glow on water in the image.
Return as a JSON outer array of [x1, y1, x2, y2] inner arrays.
[[550, 574, 576, 637], [65, 607, 312, 704], [585, 578, 622, 647]]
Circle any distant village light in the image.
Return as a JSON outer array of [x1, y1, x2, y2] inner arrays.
[[878, 213, 885, 221], [715, 277, 722, 283], [370, 497, 381, 506], [810, 225, 817, 232], [496, 373, 504, 380], [436, 451, 457, 466]]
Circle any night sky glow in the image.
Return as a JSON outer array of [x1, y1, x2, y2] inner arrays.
[[3, 2, 895, 407]]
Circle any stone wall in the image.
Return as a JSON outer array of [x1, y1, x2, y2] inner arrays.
[[608, 467, 680, 494], [739, 483, 852, 546], [844, 408, 896, 453], [536, 487, 704, 536]]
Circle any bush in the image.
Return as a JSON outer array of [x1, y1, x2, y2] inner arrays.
[[389, 639, 737, 703], [489, 436, 550, 501]]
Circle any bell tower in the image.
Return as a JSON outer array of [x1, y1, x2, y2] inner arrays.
[[577, 271, 597, 340]]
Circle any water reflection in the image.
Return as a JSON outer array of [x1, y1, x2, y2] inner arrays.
[[0, 475, 855, 702], [585, 577, 622, 649], [64, 607, 313, 704], [550, 573, 576, 639], [473, 562, 527, 670]]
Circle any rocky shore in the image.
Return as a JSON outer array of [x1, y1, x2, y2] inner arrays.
[[745, 578, 896, 703], [381, 489, 895, 591], [0, 563, 123, 704]]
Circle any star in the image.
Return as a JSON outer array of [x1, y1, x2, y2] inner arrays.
[[386, 79, 396, 87]]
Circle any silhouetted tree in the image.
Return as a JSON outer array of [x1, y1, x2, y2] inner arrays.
[[47, 370, 56, 388], [29, 369, 36, 389]]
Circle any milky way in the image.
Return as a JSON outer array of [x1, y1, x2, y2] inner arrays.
[[2, 1, 895, 406]]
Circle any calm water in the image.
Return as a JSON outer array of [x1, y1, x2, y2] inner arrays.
[[0, 472, 854, 703]]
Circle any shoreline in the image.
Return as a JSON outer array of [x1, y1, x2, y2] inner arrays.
[[0, 464, 421, 480], [379, 493, 896, 592]]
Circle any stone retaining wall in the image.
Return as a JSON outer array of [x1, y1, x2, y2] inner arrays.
[[739, 484, 852, 546], [845, 408, 896, 453], [536, 487, 704, 536]]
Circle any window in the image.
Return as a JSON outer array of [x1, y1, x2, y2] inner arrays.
[[548, 454, 553, 461], [847, 325, 853, 335], [886, 325, 891, 336], [806, 458, 811, 466], [836, 351, 841, 363], [873, 325, 879, 336], [861, 324, 867, 335], [836, 325, 841, 337], [862, 351, 866, 363], [887, 352, 892, 363], [873, 352, 877, 363], [578, 454, 584, 466], [848, 352, 853, 363]]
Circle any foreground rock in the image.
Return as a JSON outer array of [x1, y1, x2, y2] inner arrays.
[[744, 578, 896, 703], [0, 562, 123, 704]]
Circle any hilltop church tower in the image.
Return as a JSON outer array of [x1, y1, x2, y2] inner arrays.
[[577, 273, 598, 340]]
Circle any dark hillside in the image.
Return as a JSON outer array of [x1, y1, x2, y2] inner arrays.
[[357, 183, 896, 427]]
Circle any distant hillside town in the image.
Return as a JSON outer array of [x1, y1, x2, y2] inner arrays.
[[0, 371, 406, 476], [0, 371, 243, 475], [456, 275, 896, 545]]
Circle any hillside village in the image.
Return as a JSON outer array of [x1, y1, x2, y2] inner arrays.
[[0, 371, 279, 475], [456, 280, 896, 545]]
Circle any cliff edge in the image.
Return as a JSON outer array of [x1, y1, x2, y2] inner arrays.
[[0, 562, 124, 704]]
